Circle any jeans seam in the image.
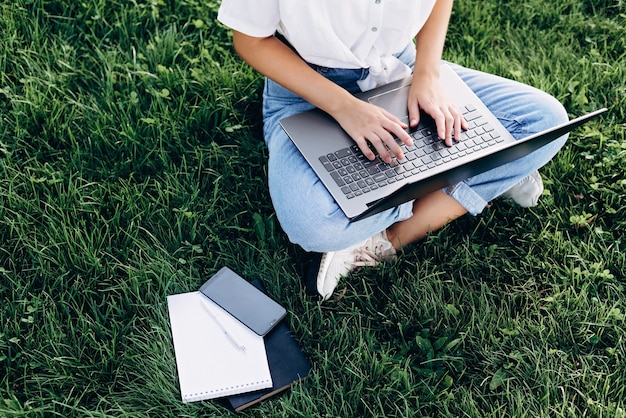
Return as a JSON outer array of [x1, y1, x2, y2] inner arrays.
[[492, 112, 528, 137]]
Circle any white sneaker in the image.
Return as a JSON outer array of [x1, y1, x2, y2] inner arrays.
[[316, 230, 397, 300], [501, 170, 544, 208]]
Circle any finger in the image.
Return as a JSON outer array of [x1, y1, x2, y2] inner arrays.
[[407, 99, 421, 129], [373, 128, 403, 163], [393, 127, 413, 151], [453, 106, 467, 143], [431, 108, 447, 143], [368, 134, 393, 164], [380, 129, 405, 161], [380, 110, 412, 153], [384, 117, 413, 148], [461, 113, 469, 131], [453, 109, 463, 143], [354, 137, 376, 161], [381, 109, 410, 132], [383, 110, 409, 130], [444, 109, 455, 147]]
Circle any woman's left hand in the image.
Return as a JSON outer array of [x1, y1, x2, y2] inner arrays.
[[407, 71, 468, 147]]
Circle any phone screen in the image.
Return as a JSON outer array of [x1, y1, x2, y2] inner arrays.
[[199, 267, 287, 336]]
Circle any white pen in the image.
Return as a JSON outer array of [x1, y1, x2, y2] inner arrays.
[[198, 295, 247, 352]]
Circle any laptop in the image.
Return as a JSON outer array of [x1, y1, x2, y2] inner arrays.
[[279, 64, 607, 222]]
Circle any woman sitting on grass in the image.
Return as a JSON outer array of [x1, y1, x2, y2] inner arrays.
[[217, 0, 568, 299]]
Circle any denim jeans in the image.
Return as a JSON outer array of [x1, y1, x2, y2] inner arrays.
[[262, 47, 568, 252]]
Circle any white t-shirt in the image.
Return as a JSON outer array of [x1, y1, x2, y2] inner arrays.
[[217, 0, 437, 89]]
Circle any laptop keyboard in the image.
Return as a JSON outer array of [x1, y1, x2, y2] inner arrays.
[[318, 104, 505, 199]]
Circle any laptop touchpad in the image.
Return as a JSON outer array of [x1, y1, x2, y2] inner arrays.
[[368, 85, 410, 123]]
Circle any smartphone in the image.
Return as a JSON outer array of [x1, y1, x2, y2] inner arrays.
[[199, 267, 287, 336]]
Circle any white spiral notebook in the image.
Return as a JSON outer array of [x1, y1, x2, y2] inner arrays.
[[167, 291, 273, 403]]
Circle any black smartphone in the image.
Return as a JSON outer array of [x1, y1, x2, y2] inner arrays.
[[199, 267, 287, 336]]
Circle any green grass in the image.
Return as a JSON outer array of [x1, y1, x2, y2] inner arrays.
[[1, 0, 624, 416]]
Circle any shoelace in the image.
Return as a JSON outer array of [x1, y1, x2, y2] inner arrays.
[[349, 243, 394, 268]]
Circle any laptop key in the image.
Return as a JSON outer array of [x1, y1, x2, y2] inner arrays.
[[331, 172, 345, 187], [372, 173, 387, 183], [362, 158, 380, 168], [335, 148, 352, 159], [464, 110, 482, 121], [367, 165, 381, 175]]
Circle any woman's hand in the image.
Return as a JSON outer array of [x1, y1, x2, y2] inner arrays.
[[407, 71, 468, 147], [332, 96, 413, 164]]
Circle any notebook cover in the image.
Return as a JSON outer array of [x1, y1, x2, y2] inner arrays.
[[225, 280, 311, 412]]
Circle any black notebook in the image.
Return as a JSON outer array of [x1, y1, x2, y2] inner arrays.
[[225, 279, 312, 412]]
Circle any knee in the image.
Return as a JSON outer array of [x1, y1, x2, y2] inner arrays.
[[548, 94, 569, 125], [538, 94, 571, 151], [532, 92, 570, 133], [278, 207, 350, 253]]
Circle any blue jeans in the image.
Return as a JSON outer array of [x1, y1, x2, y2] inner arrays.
[[262, 48, 568, 252]]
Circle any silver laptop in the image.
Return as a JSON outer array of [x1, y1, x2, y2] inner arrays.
[[279, 64, 607, 221]]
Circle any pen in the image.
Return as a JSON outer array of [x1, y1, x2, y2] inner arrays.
[[198, 295, 247, 352]]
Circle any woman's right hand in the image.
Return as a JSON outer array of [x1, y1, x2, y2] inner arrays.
[[332, 96, 413, 164]]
